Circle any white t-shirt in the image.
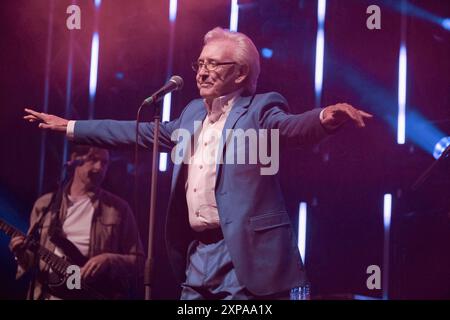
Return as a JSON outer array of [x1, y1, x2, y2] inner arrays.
[[54, 194, 94, 257]]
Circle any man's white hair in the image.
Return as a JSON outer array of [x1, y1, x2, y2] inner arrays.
[[204, 27, 260, 95]]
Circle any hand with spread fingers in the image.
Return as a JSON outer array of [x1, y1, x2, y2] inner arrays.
[[23, 108, 69, 132], [321, 103, 373, 131]]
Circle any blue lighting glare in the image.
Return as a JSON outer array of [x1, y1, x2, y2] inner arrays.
[[261, 48, 273, 59], [433, 137, 450, 159], [442, 18, 450, 31]]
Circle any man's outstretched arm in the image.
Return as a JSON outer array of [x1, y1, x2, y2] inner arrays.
[[320, 103, 373, 131], [259, 94, 373, 147], [24, 108, 69, 131], [23, 108, 180, 151]]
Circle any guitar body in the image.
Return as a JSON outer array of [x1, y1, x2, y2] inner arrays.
[[47, 266, 120, 300], [1, 218, 122, 300]]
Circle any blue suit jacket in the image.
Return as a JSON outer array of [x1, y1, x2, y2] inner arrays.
[[73, 92, 328, 295]]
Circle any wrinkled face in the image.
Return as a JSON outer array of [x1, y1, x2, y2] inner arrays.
[[73, 148, 109, 189], [196, 40, 245, 102]]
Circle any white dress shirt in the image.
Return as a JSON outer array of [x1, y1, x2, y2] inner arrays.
[[185, 89, 242, 231]]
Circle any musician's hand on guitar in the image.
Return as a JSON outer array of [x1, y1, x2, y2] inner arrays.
[[23, 108, 69, 132], [9, 236, 26, 255], [9, 236, 28, 265], [81, 253, 111, 280]]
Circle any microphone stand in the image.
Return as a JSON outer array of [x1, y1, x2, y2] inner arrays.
[[143, 100, 161, 300], [138, 78, 183, 299]]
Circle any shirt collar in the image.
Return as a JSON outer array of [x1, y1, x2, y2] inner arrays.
[[63, 179, 100, 204], [204, 88, 243, 116]]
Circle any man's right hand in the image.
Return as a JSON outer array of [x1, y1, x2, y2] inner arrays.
[[9, 236, 33, 270], [9, 236, 26, 257], [24, 108, 69, 132]]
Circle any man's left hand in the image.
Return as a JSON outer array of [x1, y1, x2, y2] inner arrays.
[[321, 103, 373, 131], [81, 253, 111, 280]]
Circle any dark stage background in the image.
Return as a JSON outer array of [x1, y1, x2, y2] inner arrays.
[[0, 0, 449, 299]]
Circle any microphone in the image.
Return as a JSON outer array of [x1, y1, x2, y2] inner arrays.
[[143, 75, 184, 105]]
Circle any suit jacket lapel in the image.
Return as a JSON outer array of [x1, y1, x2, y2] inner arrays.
[[215, 95, 253, 184]]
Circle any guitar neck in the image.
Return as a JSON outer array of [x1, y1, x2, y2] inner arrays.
[[0, 219, 24, 238], [0, 219, 71, 276]]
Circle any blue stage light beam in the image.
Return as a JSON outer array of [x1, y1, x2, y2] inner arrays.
[[89, 0, 102, 119], [160, 0, 178, 172], [315, 0, 326, 108], [383, 193, 392, 300], [38, 0, 55, 196], [383, 194, 392, 230], [381, 0, 450, 31], [397, 0, 407, 145], [230, 0, 239, 32], [327, 53, 446, 156], [397, 44, 407, 144], [159, 92, 172, 172], [62, 30, 75, 168], [297, 202, 307, 265], [170, 0, 177, 22], [89, 32, 99, 103]]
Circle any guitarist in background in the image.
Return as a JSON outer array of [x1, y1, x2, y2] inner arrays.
[[8, 146, 144, 299]]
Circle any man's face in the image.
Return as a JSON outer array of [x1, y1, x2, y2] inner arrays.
[[73, 148, 109, 189], [196, 40, 244, 102]]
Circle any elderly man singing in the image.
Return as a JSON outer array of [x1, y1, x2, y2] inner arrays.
[[24, 27, 372, 300]]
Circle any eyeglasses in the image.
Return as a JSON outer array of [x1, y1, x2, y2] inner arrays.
[[191, 60, 236, 72]]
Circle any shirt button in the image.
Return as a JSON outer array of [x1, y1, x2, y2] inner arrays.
[[195, 210, 200, 217], [199, 165, 203, 169], [204, 142, 208, 146], [193, 188, 197, 192]]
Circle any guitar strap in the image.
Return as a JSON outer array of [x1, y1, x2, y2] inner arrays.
[[47, 184, 88, 266]]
